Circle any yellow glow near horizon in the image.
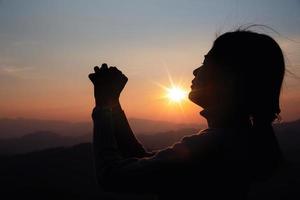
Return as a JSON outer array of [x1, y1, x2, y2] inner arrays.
[[166, 87, 188, 103]]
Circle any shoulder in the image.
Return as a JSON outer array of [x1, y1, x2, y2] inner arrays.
[[153, 128, 224, 161], [180, 128, 225, 145]]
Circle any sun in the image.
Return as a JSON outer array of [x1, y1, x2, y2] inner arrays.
[[166, 86, 188, 103], [152, 68, 189, 105]]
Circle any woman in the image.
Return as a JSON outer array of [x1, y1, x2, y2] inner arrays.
[[88, 30, 284, 199]]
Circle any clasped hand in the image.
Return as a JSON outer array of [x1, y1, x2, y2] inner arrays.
[[89, 63, 128, 108]]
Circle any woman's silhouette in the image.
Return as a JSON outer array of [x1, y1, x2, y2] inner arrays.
[[89, 30, 284, 199]]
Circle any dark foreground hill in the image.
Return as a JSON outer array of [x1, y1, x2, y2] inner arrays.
[[1, 132, 300, 199], [0, 143, 157, 200]]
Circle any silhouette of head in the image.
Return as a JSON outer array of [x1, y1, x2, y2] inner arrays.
[[189, 30, 285, 124]]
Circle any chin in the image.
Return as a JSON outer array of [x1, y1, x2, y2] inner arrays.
[[188, 91, 199, 105], [189, 90, 207, 108]]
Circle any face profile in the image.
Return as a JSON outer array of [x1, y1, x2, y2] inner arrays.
[[189, 52, 226, 109], [189, 30, 285, 125]]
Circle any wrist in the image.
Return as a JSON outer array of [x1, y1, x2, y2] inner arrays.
[[96, 98, 121, 110]]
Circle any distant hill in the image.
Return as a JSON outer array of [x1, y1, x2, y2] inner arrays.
[[0, 131, 90, 155], [0, 117, 205, 139], [0, 128, 198, 156], [1, 118, 300, 157], [0, 118, 91, 139]]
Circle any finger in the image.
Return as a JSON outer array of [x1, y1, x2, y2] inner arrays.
[[94, 66, 101, 73], [109, 66, 121, 74], [122, 74, 128, 82], [100, 63, 108, 71], [110, 66, 117, 70], [88, 73, 95, 82]]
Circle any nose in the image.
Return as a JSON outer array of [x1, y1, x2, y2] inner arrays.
[[193, 67, 201, 76]]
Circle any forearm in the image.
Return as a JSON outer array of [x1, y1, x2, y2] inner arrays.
[[92, 106, 121, 180], [111, 104, 151, 158], [92, 105, 155, 193]]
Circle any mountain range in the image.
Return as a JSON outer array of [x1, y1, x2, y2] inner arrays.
[[0, 118, 300, 157], [0, 117, 204, 139]]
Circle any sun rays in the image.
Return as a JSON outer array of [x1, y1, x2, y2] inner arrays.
[[152, 68, 189, 106]]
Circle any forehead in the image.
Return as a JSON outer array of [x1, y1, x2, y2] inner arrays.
[[203, 45, 224, 65], [204, 49, 214, 59], [207, 48, 213, 55], [203, 52, 214, 63]]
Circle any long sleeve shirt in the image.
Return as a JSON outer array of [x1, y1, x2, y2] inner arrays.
[[92, 107, 283, 200]]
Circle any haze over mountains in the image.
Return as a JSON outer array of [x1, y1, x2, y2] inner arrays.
[[1, 117, 300, 156], [0, 117, 299, 158], [0, 117, 204, 155], [0, 117, 204, 139]]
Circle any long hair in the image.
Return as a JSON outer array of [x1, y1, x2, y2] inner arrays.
[[211, 30, 285, 124]]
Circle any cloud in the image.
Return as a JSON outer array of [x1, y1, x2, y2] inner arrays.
[[0, 65, 34, 73], [0, 65, 36, 81]]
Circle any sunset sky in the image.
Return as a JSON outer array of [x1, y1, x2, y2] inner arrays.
[[0, 0, 299, 124]]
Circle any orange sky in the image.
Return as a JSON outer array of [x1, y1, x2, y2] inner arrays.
[[0, 1, 299, 124]]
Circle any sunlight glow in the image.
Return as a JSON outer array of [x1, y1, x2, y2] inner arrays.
[[152, 67, 189, 105], [166, 87, 187, 102]]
